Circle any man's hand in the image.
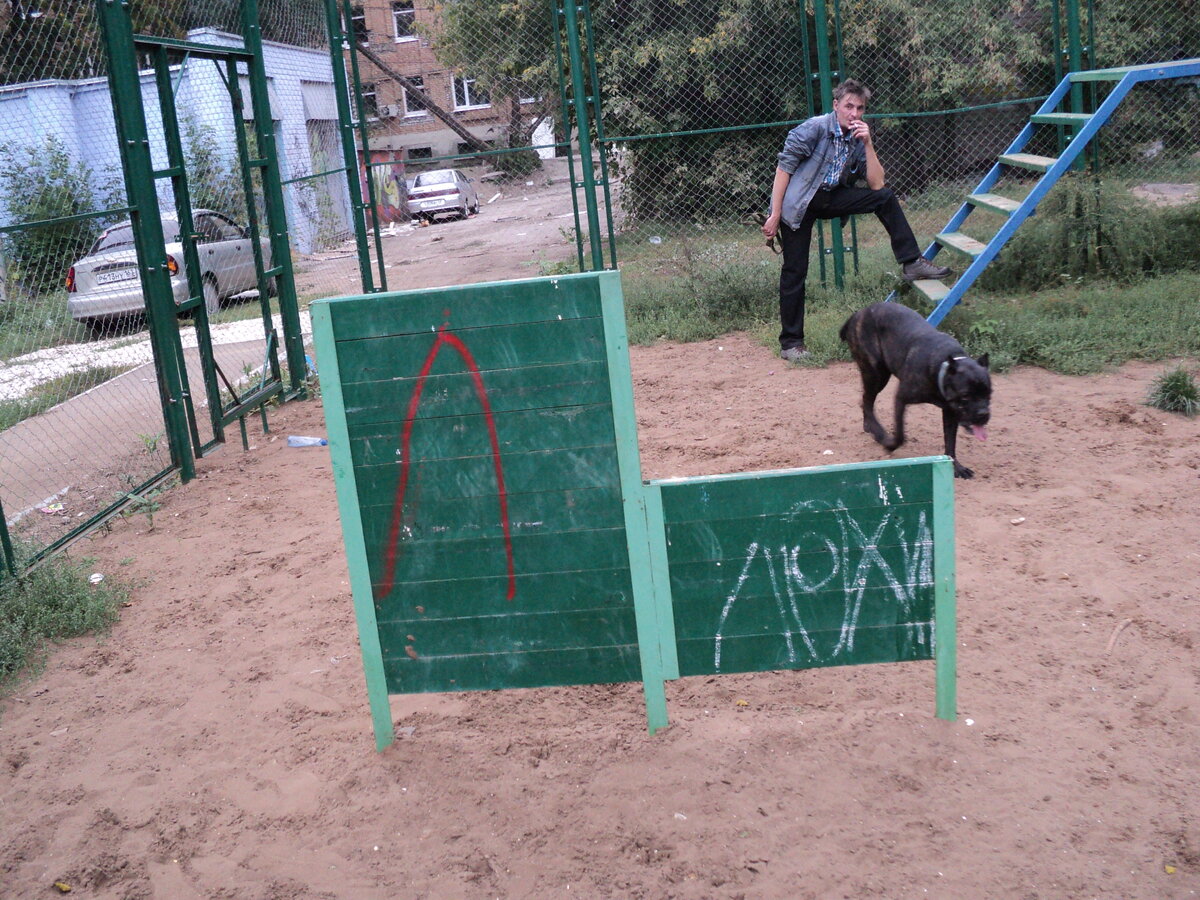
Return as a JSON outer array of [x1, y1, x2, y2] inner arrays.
[[850, 119, 873, 147], [761, 211, 781, 241]]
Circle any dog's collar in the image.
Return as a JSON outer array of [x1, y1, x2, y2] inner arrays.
[[937, 356, 969, 399]]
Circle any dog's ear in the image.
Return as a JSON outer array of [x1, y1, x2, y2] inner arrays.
[[977, 353, 990, 370]]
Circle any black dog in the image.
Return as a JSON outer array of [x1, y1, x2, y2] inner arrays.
[[840, 302, 991, 479]]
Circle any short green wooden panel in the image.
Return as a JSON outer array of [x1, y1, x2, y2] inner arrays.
[[373, 525, 631, 589], [676, 622, 935, 677], [352, 443, 622, 504], [655, 459, 935, 522], [377, 606, 638, 658], [341, 360, 613, 426], [380, 642, 642, 694], [325, 272, 605, 341], [356, 485, 627, 544], [347, 404, 617, 467], [662, 502, 933, 566], [333, 317, 606, 385], [670, 581, 935, 641], [374, 566, 635, 620]]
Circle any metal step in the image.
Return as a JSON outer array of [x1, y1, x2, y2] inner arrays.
[[911, 279, 951, 303], [967, 192, 1021, 216], [999, 152, 1058, 172], [936, 231, 988, 259]]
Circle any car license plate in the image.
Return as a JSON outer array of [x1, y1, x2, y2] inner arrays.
[[421, 199, 446, 208], [94, 268, 139, 285]]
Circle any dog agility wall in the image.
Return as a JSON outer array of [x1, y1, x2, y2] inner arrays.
[[312, 272, 955, 750]]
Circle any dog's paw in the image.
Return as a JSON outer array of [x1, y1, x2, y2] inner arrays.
[[882, 436, 903, 452], [953, 462, 975, 479]]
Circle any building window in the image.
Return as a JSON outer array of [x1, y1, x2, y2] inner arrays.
[[347, 4, 367, 43], [453, 75, 490, 110], [403, 76, 428, 117], [360, 82, 378, 119], [392, 0, 416, 41], [407, 146, 433, 160]]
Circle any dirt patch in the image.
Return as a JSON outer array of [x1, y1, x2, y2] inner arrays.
[[2, 331, 1199, 898], [1130, 181, 1199, 207]]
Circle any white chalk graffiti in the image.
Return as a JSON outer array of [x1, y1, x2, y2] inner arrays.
[[712, 501, 933, 672]]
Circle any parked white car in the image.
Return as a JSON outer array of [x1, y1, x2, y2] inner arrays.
[[66, 209, 272, 334], [406, 169, 480, 223]]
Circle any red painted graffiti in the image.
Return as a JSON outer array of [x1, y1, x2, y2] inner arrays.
[[375, 323, 516, 601]]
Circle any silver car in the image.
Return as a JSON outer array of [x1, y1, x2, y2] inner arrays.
[[406, 169, 480, 223], [66, 209, 272, 333]]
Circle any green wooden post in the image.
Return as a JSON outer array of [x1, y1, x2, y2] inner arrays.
[[932, 456, 957, 721], [598, 272, 669, 732], [311, 302, 396, 750]]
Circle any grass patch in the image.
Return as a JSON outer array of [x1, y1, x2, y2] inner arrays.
[[0, 554, 128, 690], [0, 290, 91, 359], [0, 365, 133, 431], [1146, 365, 1200, 417]]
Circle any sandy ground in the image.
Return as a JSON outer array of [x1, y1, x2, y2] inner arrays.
[[2, 324, 1198, 898]]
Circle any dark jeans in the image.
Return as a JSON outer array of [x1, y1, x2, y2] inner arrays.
[[778, 186, 921, 349]]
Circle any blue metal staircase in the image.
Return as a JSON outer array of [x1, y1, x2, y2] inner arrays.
[[894, 58, 1200, 326]]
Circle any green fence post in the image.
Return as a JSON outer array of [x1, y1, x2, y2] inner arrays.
[[561, 0, 606, 272], [240, 0, 309, 395], [92, 0, 195, 483], [324, 0, 382, 294]]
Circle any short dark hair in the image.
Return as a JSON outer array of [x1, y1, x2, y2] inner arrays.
[[833, 79, 872, 105]]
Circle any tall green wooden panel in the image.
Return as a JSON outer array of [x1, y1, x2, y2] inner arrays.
[[313, 272, 669, 749], [650, 457, 955, 707]]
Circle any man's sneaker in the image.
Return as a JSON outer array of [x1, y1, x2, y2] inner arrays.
[[902, 257, 952, 281], [780, 345, 810, 362]]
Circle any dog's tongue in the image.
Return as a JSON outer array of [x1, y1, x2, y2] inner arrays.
[[971, 425, 988, 441]]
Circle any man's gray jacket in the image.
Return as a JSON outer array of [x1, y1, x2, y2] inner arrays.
[[774, 112, 868, 229]]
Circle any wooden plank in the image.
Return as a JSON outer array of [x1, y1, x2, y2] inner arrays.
[[351, 442, 622, 501], [932, 457, 957, 721], [655, 458, 936, 521], [355, 484, 626, 543], [999, 152, 1056, 172], [661, 502, 933, 565], [676, 622, 934, 676], [325, 272, 605, 340], [670, 582, 934, 640], [346, 403, 617, 466], [967, 192, 1021, 215], [371, 524, 631, 588], [381, 642, 643, 694], [372, 567, 635, 620], [1029, 112, 1092, 125], [377, 606, 638, 658], [341, 359, 613, 425], [937, 231, 988, 258], [912, 279, 951, 303], [333, 316, 607, 385]]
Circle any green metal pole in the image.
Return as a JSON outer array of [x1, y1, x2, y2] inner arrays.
[[580, 0, 618, 269], [560, 0, 605, 271], [0, 496, 16, 577], [240, 0, 309, 395], [812, 0, 845, 288], [1066, 0, 1083, 114], [92, 0, 195, 483], [323, 0, 379, 294], [550, 0, 587, 271], [339, 0, 388, 292]]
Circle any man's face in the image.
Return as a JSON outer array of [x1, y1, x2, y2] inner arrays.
[[834, 93, 867, 131]]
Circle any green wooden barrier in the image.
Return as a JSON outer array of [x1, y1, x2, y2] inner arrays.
[[312, 272, 955, 750]]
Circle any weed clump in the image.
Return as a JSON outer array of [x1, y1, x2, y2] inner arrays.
[[1146, 365, 1200, 417]]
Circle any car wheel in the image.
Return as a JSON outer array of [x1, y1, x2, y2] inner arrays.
[[470, 200, 480, 215], [203, 277, 220, 318]]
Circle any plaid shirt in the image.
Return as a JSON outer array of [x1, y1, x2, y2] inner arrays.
[[824, 120, 855, 187]]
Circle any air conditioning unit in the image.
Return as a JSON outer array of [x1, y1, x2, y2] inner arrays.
[[377, 104, 400, 118]]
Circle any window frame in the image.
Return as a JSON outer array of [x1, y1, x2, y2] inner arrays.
[[391, 0, 416, 42], [452, 75, 491, 111], [402, 75, 429, 118]]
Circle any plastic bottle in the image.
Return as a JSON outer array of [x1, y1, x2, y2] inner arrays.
[[287, 435, 328, 447]]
